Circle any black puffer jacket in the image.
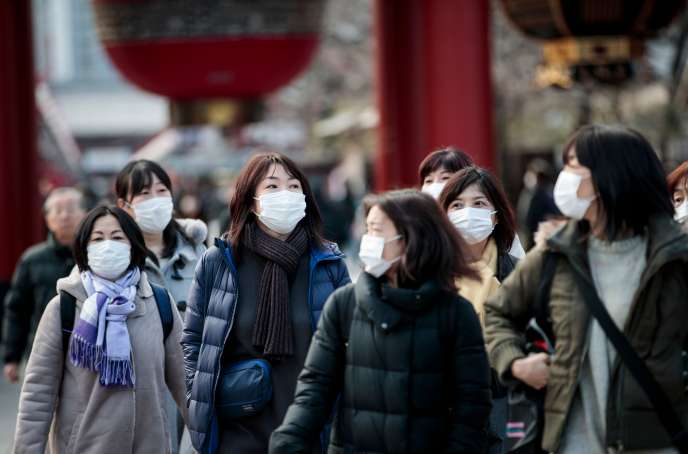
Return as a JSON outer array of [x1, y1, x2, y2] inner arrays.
[[270, 272, 492, 454]]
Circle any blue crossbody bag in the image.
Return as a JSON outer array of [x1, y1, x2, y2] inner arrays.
[[216, 358, 273, 419]]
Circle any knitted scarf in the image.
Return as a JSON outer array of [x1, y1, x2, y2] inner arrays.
[[242, 223, 308, 360], [70, 268, 140, 387]]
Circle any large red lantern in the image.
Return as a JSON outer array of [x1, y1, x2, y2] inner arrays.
[[91, 0, 325, 99]]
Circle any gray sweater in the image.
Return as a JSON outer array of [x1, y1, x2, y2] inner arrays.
[[560, 235, 676, 454]]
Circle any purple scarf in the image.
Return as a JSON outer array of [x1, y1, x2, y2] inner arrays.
[[70, 269, 140, 387]]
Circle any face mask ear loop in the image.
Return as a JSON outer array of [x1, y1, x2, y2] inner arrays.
[[577, 173, 597, 202], [381, 236, 403, 269]]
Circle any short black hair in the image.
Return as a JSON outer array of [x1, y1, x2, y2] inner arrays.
[[418, 146, 474, 186], [439, 167, 517, 255], [563, 124, 674, 240], [363, 189, 478, 292], [73, 205, 151, 273]]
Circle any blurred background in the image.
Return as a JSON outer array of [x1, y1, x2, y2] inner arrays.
[[3, 0, 688, 447]]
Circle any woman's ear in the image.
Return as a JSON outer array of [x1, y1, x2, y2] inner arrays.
[[116, 198, 127, 209]]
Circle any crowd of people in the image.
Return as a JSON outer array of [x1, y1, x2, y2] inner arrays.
[[4, 123, 688, 454]]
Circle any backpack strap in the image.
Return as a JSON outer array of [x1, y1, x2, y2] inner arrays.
[[60, 291, 77, 360], [151, 283, 173, 342], [569, 267, 688, 452], [61, 285, 173, 361]]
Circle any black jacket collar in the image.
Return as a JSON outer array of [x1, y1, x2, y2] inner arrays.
[[354, 272, 443, 330]]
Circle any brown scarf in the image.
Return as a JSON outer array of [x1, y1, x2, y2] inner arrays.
[[242, 222, 309, 360]]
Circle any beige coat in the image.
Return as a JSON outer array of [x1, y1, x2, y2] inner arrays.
[[13, 269, 187, 454], [456, 238, 501, 327]]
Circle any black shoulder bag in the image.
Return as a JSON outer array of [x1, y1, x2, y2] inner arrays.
[[569, 268, 688, 453]]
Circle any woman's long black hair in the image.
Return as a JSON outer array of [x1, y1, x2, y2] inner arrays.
[[563, 125, 674, 240]]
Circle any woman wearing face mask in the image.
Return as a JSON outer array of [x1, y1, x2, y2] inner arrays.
[[116, 160, 206, 454], [439, 167, 518, 326], [13, 206, 186, 453], [438, 167, 518, 454], [116, 160, 207, 314], [182, 153, 351, 454], [419, 146, 474, 199], [419, 148, 526, 259], [485, 125, 688, 453], [667, 161, 688, 231], [270, 189, 491, 454]]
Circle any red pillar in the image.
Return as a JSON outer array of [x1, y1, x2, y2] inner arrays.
[[0, 1, 41, 282], [374, 0, 494, 191]]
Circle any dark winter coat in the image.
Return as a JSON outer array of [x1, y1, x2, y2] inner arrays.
[[270, 272, 492, 454], [181, 236, 351, 453], [485, 217, 688, 452], [3, 234, 75, 364]]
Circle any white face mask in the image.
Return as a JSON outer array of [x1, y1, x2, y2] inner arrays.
[[553, 170, 595, 220], [422, 182, 446, 200], [359, 234, 402, 278], [675, 201, 688, 223], [449, 207, 496, 244], [132, 196, 173, 233], [255, 190, 307, 235], [87, 240, 131, 280]]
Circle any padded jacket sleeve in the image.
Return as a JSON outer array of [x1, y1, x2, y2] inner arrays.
[[181, 252, 208, 401], [269, 287, 349, 454], [484, 249, 546, 383], [3, 255, 35, 364], [334, 260, 351, 288]]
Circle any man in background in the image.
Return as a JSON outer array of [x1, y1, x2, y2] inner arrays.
[[3, 187, 86, 383]]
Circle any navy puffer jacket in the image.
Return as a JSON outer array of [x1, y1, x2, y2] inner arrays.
[[181, 237, 351, 452]]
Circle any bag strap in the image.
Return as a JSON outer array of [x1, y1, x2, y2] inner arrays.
[[151, 283, 173, 342], [570, 268, 688, 452], [60, 291, 76, 360], [534, 251, 557, 345]]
